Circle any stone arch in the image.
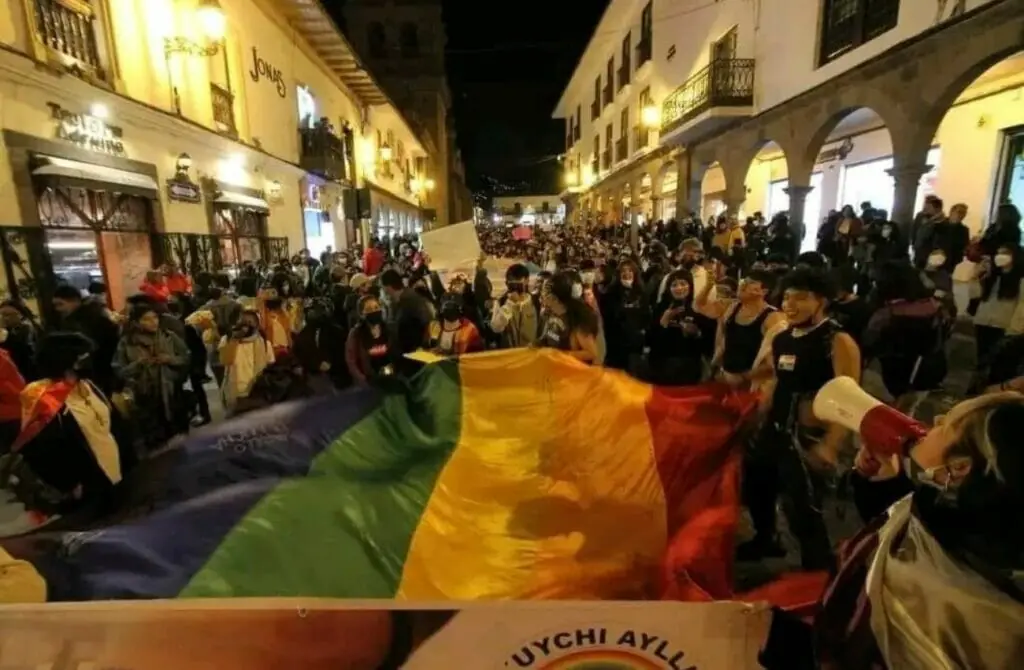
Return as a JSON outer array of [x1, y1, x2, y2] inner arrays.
[[799, 99, 901, 174], [918, 1, 1024, 141], [653, 159, 676, 197]]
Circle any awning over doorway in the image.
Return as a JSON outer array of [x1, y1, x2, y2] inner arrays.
[[214, 191, 270, 212], [32, 155, 159, 199]]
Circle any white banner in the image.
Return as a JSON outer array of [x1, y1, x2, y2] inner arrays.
[[419, 221, 481, 277], [0, 600, 771, 669]]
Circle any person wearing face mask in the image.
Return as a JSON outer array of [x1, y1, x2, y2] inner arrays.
[[4, 333, 124, 529], [491, 264, 540, 349], [293, 298, 350, 391], [600, 260, 650, 374], [920, 247, 956, 315], [760, 391, 1024, 670], [972, 244, 1024, 374], [649, 271, 705, 385], [740, 268, 861, 568], [346, 296, 394, 385], [430, 293, 483, 357], [219, 310, 274, 414], [538, 271, 600, 363], [915, 201, 969, 273]]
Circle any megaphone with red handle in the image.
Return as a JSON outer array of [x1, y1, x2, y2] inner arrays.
[[813, 377, 929, 473]]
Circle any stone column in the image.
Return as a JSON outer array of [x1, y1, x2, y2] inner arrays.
[[673, 152, 692, 221], [629, 181, 642, 251], [887, 163, 932, 239], [785, 184, 814, 256], [651, 196, 662, 221]]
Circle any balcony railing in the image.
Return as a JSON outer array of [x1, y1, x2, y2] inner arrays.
[[601, 149, 612, 171], [633, 125, 650, 151], [210, 83, 237, 136], [617, 62, 631, 90], [615, 136, 628, 162], [591, 99, 600, 120], [661, 58, 755, 133], [602, 84, 613, 107], [299, 123, 347, 182], [636, 36, 652, 67], [33, 0, 105, 78]]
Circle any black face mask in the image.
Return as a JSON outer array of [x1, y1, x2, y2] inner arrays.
[[681, 259, 696, 269], [265, 298, 283, 310], [233, 324, 257, 338], [363, 311, 384, 326]]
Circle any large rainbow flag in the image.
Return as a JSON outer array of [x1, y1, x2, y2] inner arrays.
[[1, 349, 757, 602]]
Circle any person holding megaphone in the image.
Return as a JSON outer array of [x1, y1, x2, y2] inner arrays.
[[758, 380, 1024, 670]]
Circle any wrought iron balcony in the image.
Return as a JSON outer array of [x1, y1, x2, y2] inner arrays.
[[601, 149, 612, 171], [615, 136, 628, 163], [211, 83, 237, 136], [661, 58, 755, 135], [591, 99, 600, 120], [299, 124, 348, 182], [617, 62, 631, 91], [636, 36, 652, 67], [32, 0, 105, 79], [633, 125, 650, 151]]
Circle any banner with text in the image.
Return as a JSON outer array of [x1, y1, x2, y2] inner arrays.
[[0, 601, 770, 669]]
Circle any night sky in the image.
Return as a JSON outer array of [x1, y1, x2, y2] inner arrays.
[[331, 0, 609, 195]]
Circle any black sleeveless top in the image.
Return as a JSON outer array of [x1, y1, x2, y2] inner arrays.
[[769, 319, 838, 428], [722, 305, 774, 374]]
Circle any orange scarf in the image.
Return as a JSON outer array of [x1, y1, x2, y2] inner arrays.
[[11, 379, 74, 452]]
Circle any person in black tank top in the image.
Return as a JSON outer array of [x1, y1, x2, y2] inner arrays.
[[714, 270, 782, 385], [738, 268, 862, 571]]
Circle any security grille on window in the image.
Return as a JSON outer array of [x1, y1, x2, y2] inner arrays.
[[819, 0, 900, 65]]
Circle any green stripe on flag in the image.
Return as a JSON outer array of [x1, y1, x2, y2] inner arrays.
[[179, 364, 463, 598]]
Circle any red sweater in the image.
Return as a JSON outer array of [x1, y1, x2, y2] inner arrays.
[[165, 272, 192, 294], [363, 248, 385, 276], [139, 280, 170, 303]]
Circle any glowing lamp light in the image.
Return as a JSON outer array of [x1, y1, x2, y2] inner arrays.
[[564, 171, 578, 187], [197, 0, 227, 41], [581, 164, 595, 187], [424, 178, 436, 191], [89, 103, 109, 119], [641, 105, 660, 128], [410, 177, 423, 192], [379, 143, 393, 161]]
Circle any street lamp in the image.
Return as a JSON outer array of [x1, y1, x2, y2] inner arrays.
[[424, 178, 436, 192], [641, 105, 660, 128], [197, 0, 227, 42]]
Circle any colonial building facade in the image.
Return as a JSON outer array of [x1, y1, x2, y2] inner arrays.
[[0, 0, 430, 322], [555, 0, 1024, 250], [341, 0, 476, 228]]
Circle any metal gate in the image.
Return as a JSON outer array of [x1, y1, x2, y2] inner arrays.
[[0, 226, 60, 327], [152, 233, 289, 276]]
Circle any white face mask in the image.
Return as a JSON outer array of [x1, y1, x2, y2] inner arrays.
[[927, 254, 946, 269], [621, 279, 633, 288], [881, 227, 892, 239], [995, 253, 1013, 268], [0, 328, 7, 344], [571, 283, 583, 299], [581, 271, 596, 285]]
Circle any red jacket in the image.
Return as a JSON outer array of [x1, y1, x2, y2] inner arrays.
[[139, 279, 170, 303], [165, 272, 192, 294], [0, 349, 25, 423], [363, 247, 385, 276]]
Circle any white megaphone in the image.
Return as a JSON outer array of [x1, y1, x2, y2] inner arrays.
[[813, 377, 929, 471]]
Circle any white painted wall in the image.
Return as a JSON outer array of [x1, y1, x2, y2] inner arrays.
[[755, 0, 1000, 112]]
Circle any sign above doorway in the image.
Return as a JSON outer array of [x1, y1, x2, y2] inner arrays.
[[167, 178, 202, 203], [47, 102, 126, 156]]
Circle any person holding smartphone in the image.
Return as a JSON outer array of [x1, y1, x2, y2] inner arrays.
[[648, 270, 705, 385]]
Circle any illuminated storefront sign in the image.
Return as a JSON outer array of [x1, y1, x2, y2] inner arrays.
[[47, 103, 125, 156]]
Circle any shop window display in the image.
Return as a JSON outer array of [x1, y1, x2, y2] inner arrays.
[[838, 148, 941, 218]]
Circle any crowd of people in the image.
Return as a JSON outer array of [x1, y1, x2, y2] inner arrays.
[[1, 196, 1022, 667]]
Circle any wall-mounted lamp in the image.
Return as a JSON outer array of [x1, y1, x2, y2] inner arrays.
[[410, 177, 423, 192], [379, 143, 393, 162], [165, 0, 227, 113], [424, 178, 436, 192], [175, 152, 193, 176]]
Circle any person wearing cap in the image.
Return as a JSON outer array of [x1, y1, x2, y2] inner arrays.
[[760, 391, 1024, 670]]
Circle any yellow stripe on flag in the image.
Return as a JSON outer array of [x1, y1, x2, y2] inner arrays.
[[397, 349, 668, 599]]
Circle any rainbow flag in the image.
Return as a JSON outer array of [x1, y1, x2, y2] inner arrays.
[[2, 349, 757, 602]]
